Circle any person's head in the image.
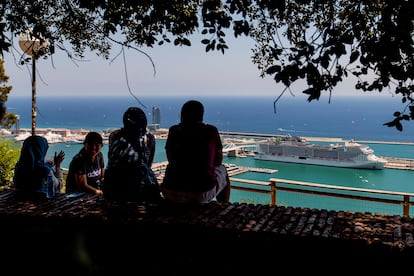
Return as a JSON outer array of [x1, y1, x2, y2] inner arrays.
[[20, 135, 49, 165], [122, 107, 147, 136], [14, 135, 52, 193], [180, 100, 204, 124], [83, 131, 103, 156]]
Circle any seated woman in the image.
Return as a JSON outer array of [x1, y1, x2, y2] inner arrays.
[[13, 135, 65, 200], [161, 100, 231, 205], [103, 107, 160, 203], [66, 131, 105, 195]]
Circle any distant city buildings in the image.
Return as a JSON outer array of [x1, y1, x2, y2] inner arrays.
[[148, 106, 161, 131], [15, 114, 20, 133], [152, 106, 161, 125]]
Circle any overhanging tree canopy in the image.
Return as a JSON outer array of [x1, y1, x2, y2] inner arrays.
[[0, 0, 413, 131]]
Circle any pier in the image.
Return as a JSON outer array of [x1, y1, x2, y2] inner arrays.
[[384, 157, 414, 170], [151, 162, 277, 183], [225, 163, 277, 176]]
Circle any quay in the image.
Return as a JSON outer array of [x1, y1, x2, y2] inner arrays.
[[152, 158, 414, 180], [151, 162, 278, 182], [225, 163, 278, 176], [384, 157, 414, 170], [221, 131, 414, 145], [0, 187, 413, 275]]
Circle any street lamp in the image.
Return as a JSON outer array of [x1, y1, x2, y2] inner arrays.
[[18, 30, 49, 135]]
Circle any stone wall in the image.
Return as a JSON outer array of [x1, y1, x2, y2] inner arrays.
[[0, 188, 413, 275]]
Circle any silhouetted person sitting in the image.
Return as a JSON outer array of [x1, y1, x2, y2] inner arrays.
[[161, 100, 231, 205], [13, 135, 65, 200], [103, 107, 160, 203]]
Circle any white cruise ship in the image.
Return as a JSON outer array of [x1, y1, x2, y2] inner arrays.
[[255, 135, 387, 170]]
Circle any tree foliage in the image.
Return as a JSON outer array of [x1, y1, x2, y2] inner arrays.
[[0, 0, 413, 131], [0, 59, 17, 128], [0, 137, 20, 188]]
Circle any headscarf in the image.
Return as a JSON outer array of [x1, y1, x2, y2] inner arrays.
[[14, 135, 52, 192]]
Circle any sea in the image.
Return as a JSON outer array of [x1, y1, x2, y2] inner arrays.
[[4, 95, 414, 211]]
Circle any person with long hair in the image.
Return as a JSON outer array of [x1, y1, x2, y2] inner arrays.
[[66, 131, 105, 195], [103, 107, 160, 202]]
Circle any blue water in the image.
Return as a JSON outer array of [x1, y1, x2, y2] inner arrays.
[[5, 96, 414, 211], [7, 95, 414, 142]]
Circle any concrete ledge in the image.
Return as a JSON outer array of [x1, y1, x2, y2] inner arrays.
[[0, 188, 413, 275]]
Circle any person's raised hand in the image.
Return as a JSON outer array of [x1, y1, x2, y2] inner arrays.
[[54, 150, 65, 167]]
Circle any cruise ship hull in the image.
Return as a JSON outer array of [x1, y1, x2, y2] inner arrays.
[[255, 153, 386, 169], [254, 135, 387, 170]]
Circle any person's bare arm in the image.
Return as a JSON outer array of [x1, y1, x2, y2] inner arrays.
[[53, 150, 65, 176], [74, 173, 103, 195]]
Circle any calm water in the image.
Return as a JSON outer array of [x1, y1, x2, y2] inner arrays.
[[7, 95, 414, 142]]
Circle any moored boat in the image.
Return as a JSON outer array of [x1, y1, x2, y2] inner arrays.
[[254, 135, 387, 169]]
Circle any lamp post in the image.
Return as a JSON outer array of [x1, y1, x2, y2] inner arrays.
[[18, 30, 48, 136]]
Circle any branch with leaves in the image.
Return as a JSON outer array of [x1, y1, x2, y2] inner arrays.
[[0, 0, 412, 131]]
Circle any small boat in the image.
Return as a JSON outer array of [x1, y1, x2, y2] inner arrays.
[[254, 135, 387, 169], [42, 131, 64, 144], [14, 132, 31, 142]]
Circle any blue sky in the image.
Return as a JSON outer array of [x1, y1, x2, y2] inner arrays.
[[3, 34, 388, 100]]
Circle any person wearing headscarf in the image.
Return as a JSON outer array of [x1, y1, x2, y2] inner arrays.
[[108, 106, 156, 167], [161, 100, 231, 204], [103, 107, 159, 202], [66, 131, 105, 195], [13, 135, 65, 199]]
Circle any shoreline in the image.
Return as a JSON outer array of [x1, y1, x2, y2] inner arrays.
[[220, 131, 414, 146], [5, 128, 414, 146], [303, 136, 414, 145]]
